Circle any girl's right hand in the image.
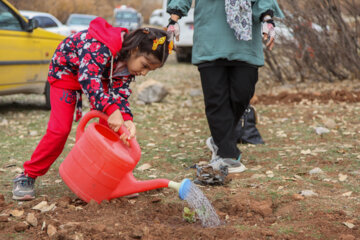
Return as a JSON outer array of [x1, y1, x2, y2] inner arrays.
[[107, 109, 124, 133]]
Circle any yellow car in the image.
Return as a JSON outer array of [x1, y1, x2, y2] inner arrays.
[[0, 0, 65, 108]]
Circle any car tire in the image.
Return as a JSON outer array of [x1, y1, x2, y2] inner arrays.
[[44, 81, 51, 110], [176, 47, 192, 63]]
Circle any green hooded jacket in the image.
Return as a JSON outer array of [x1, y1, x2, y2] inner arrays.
[[167, 0, 284, 66]]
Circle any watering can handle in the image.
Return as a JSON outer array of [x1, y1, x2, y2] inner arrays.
[[76, 110, 141, 162]]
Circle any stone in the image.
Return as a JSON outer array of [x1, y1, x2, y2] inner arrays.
[[47, 224, 57, 237], [339, 234, 355, 240], [292, 194, 305, 201], [137, 79, 168, 103], [189, 88, 202, 97], [250, 200, 273, 217], [315, 127, 330, 135], [309, 167, 324, 175], [14, 222, 29, 232], [299, 190, 318, 197], [26, 213, 38, 227]]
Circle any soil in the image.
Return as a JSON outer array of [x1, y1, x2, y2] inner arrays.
[[0, 88, 359, 240]]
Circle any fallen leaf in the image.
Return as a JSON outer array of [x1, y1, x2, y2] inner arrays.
[[136, 163, 151, 171], [343, 222, 355, 229], [10, 209, 24, 217], [338, 174, 348, 182], [342, 191, 352, 197]]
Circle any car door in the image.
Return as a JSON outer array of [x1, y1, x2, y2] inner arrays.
[[0, 1, 47, 94]]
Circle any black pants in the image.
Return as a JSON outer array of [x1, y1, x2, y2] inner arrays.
[[198, 60, 258, 159]]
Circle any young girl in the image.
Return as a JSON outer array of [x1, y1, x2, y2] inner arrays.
[[12, 17, 173, 200]]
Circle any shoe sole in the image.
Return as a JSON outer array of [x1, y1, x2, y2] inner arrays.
[[228, 164, 247, 173], [12, 194, 35, 201]]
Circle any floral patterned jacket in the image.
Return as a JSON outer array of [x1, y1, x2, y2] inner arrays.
[[48, 18, 133, 121]]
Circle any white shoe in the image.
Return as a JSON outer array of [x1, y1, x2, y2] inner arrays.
[[209, 156, 247, 173]]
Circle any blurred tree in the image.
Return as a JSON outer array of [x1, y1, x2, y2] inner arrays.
[[9, 0, 162, 23]]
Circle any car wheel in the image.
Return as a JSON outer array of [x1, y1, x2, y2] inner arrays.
[[176, 47, 192, 63], [44, 81, 51, 110]]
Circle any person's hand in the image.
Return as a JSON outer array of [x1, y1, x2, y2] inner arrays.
[[107, 109, 124, 133], [120, 120, 136, 147], [167, 14, 180, 41], [262, 18, 276, 51]]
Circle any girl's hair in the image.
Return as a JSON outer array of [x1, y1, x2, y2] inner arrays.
[[119, 27, 171, 65]]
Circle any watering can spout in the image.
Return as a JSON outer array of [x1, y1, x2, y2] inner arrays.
[[110, 173, 171, 199]]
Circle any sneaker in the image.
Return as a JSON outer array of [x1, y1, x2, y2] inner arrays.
[[206, 137, 218, 160], [12, 173, 35, 200], [209, 155, 247, 173]]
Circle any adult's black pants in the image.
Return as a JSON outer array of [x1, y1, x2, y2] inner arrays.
[[198, 62, 258, 159]]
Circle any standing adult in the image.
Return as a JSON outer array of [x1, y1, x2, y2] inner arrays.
[[167, 0, 284, 173]]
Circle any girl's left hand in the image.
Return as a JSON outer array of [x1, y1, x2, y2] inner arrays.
[[120, 120, 136, 146]]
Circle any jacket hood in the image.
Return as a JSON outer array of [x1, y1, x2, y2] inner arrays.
[[88, 17, 128, 56]]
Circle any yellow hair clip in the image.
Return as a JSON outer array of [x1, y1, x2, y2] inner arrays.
[[168, 40, 173, 54], [152, 36, 167, 51]]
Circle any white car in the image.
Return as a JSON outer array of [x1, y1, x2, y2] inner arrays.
[[149, 9, 163, 26], [66, 13, 98, 34], [20, 10, 71, 36]]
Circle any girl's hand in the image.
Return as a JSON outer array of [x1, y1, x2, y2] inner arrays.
[[107, 109, 124, 133], [120, 120, 136, 147]]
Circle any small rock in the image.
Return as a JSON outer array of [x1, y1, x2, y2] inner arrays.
[[137, 79, 168, 103], [93, 224, 107, 232], [129, 228, 143, 239], [315, 126, 330, 135], [14, 222, 29, 232], [250, 200, 273, 217], [292, 194, 305, 201], [47, 224, 57, 237], [339, 234, 356, 240], [299, 190, 318, 197], [26, 213, 38, 227], [136, 163, 151, 171], [309, 167, 324, 175], [189, 88, 203, 97]]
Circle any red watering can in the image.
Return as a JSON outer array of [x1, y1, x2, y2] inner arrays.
[[59, 110, 190, 203]]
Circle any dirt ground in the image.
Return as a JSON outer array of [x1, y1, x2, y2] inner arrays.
[[0, 58, 359, 239]]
